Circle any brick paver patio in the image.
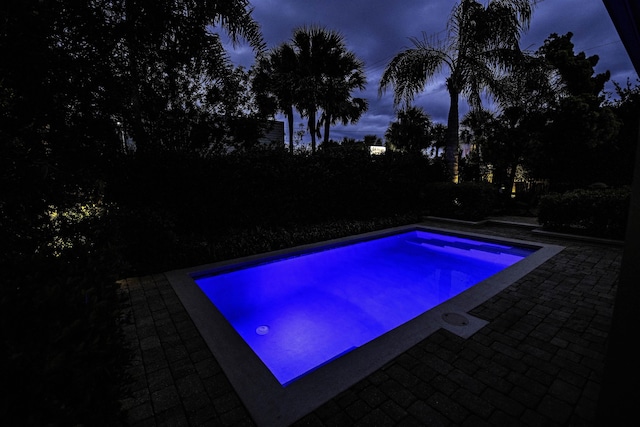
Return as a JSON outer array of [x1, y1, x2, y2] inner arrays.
[[118, 219, 622, 426]]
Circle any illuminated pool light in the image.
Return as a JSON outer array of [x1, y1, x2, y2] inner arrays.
[[255, 325, 269, 335], [167, 225, 564, 426]]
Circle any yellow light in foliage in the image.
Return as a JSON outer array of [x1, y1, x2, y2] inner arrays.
[[45, 202, 106, 256]]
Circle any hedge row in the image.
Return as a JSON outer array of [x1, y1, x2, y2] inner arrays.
[[107, 150, 447, 231], [104, 150, 508, 274], [538, 187, 631, 239], [105, 150, 449, 273]]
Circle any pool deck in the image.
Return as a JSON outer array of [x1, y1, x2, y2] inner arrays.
[[118, 218, 623, 426]]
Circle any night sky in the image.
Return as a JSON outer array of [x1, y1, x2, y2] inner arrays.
[[224, 0, 639, 143]]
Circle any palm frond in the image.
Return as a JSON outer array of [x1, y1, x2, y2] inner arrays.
[[491, 0, 533, 31], [210, 0, 266, 53], [379, 36, 451, 108]]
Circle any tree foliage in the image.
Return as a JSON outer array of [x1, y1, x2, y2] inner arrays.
[[1, 0, 265, 166], [385, 106, 433, 154], [0, 1, 265, 423], [460, 32, 635, 193], [380, 0, 533, 182], [253, 44, 299, 152], [539, 32, 610, 97], [468, 53, 555, 191], [116, 0, 265, 154], [254, 26, 368, 152], [601, 79, 640, 186], [533, 32, 620, 188], [1, 0, 266, 252]]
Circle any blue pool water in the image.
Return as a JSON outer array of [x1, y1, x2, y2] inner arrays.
[[195, 230, 534, 386]]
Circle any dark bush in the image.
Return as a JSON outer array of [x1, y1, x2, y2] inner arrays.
[[108, 209, 419, 276], [1, 207, 130, 426], [105, 150, 448, 274], [538, 187, 631, 239], [202, 214, 419, 266], [422, 182, 499, 221], [107, 149, 447, 228]]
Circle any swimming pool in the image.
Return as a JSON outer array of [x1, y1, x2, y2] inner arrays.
[[194, 229, 534, 386], [167, 225, 563, 426]]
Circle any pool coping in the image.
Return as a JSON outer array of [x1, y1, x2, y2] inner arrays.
[[165, 224, 564, 427]]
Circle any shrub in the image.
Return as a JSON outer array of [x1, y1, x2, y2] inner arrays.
[[113, 211, 420, 276], [422, 182, 499, 221], [105, 150, 449, 275], [538, 187, 631, 239], [204, 214, 419, 265], [1, 204, 130, 426]]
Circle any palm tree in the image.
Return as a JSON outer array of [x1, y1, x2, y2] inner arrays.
[[319, 97, 368, 148], [430, 123, 448, 158], [290, 26, 367, 152], [379, 0, 533, 182], [384, 106, 433, 154], [317, 49, 368, 146], [253, 45, 299, 153], [256, 26, 368, 152]]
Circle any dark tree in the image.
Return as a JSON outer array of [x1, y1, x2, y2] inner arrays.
[[385, 106, 433, 154], [253, 45, 299, 153], [603, 79, 640, 185], [117, 0, 265, 154], [0, 2, 265, 424], [482, 53, 555, 193], [534, 32, 620, 189], [289, 26, 368, 152], [380, 0, 534, 182]]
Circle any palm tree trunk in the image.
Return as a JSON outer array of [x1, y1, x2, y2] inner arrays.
[[308, 109, 317, 152], [445, 88, 460, 183], [323, 113, 331, 146], [286, 107, 294, 153], [507, 163, 518, 199]]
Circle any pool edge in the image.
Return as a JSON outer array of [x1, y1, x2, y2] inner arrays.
[[165, 224, 564, 427]]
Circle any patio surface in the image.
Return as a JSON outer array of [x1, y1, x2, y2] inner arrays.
[[118, 218, 623, 426]]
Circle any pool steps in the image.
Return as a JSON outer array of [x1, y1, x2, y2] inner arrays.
[[406, 236, 532, 256]]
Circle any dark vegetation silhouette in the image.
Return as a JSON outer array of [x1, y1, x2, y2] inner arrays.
[[1, 0, 638, 425], [1, 1, 266, 425], [385, 106, 433, 154], [254, 26, 368, 152], [380, 0, 534, 183]]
